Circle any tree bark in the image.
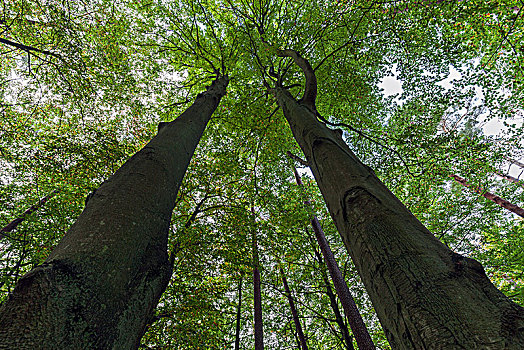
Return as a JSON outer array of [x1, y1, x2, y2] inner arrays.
[[451, 174, 524, 218], [252, 217, 264, 350], [0, 76, 228, 349], [234, 273, 243, 350], [1, 189, 59, 237], [280, 267, 308, 350], [274, 86, 524, 349], [291, 166, 374, 350], [308, 233, 354, 350], [496, 172, 522, 185]]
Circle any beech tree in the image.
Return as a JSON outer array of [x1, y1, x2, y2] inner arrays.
[[272, 48, 523, 347], [0, 75, 228, 348], [1, 0, 523, 348]]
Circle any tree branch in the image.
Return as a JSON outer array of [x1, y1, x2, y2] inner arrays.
[[0, 37, 61, 58], [1, 189, 59, 237], [287, 151, 309, 167], [451, 174, 524, 218], [277, 49, 317, 110]]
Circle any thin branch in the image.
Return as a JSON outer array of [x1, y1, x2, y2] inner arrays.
[[451, 174, 524, 218], [313, 6, 371, 72], [320, 116, 423, 177], [508, 158, 524, 169], [482, 6, 522, 69], [1, 189, 59, 238]]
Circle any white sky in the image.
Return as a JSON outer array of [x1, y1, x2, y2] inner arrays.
[[378, 66, 523, 178]]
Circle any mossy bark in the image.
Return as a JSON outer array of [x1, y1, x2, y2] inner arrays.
[[275, 87, 524, 349], [0, 76, 228, 349]]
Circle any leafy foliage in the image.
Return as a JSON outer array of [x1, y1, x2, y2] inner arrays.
[[1, 0, 523, 348]]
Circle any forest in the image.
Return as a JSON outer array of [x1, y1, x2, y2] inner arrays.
[[0, 0, 523, 348]]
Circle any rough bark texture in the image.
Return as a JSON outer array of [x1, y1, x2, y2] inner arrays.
[[1, 189, 59, 235], [451, 174, 524, 218], [0, 76, 228, 349], [292, 166, 374, 350], [253, 267, 263, 349], [320, 261, 355, 350], [275, 87, 524, 349], [280, 267, 308, 350], [310, 216, 374, 350]]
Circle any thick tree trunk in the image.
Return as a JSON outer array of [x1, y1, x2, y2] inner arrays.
[[274, 87, 524, 349], [1, 189, 59, 236], [280, 267, 308, 350], [0, 76, 228, 349], [291, 166, 374, 350], [451, 174, 524, 218], [234, 274, 243, 350], [253, 229, 264, 350]]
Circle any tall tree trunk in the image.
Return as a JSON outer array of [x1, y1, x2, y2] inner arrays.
[[291, 166, 374, 350], [234, 273, 243, 350], [280, 267, 308, 350], [308, 232, 354, 350], [274, 85, 524, 348], [0, 76, 228, 349], [253, 227, 264, 350], [271, 48, 524, 347], [451, 174, 524, 218], [1, 189, 59, 236]]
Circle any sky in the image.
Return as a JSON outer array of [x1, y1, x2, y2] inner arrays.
[[378, 66, 524, 180]]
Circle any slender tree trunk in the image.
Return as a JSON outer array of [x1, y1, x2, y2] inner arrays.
[[291, 166, 374, 350], [274, 86, 524, 348], [308, 233, 354, 350], [280, 267, 308, 350], [253, 227, 264, 350], [322, 267, 355, 350], [1, 189, 59, 236], [293, 167, 375, 350], [234, 273, 243, 350], [0, 76, 228, 349], [451, 174, 524, 218]]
